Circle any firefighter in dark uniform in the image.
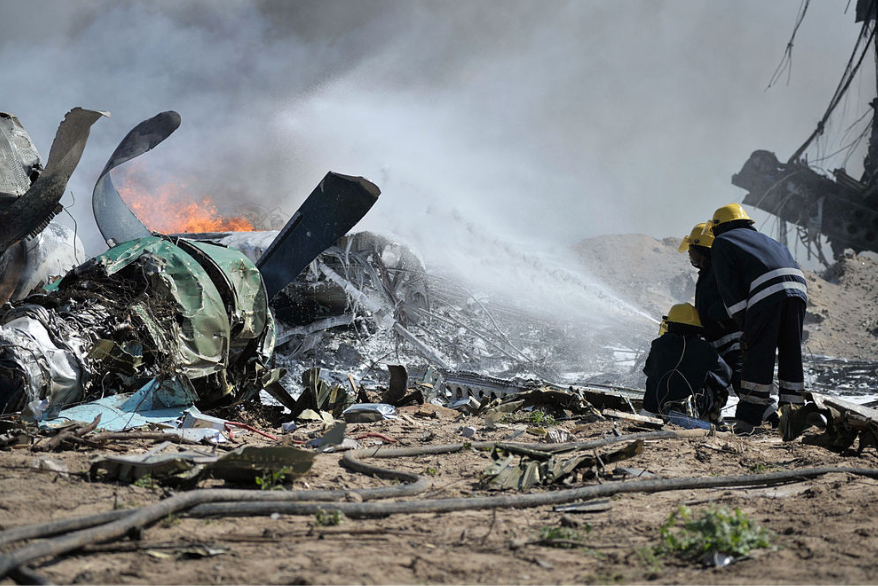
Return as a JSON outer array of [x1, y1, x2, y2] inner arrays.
[[642, 303, 732, 424], [706, 203, 807, 434], [678, 223, 743, 397]]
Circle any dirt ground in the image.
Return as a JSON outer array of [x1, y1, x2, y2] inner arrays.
[[2, 235, 878, 585], [2, 409, 878, 585]]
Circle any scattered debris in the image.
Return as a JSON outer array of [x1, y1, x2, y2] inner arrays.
[[457, 426, 476, 439], [90, 444, 315, 487], [342, 403, 398, 423], [3, 101, 878, 586], [552, 499, 613, 514], [602, 410, 663, 429], [785, 391, 878, 452], [480, 440, 644, 490]]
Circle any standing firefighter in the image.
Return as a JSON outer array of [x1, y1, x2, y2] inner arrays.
[[642, 303, 731, 424], [706, 203, 807, 434], [678, 223, 743, 397]]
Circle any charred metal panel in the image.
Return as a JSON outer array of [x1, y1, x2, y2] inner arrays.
[[0, 235, 282, 414], [857, 0, 877, 22], [0, 241, 26, 303], [0, 108, 106, 255], [82, 236, 231, 379], [92, 111, 181, 246], [178, 238, 276, 368], [0, 112, 42, 207], [9, 222, 85, 301], [256, 172, 380, 299]]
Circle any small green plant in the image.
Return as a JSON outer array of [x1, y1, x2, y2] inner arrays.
[[315, 509, 344, 526], [658, 505, 772, 559], [528, 410, 556, 426], [749, 462, 780, 474], [500, 409, 556, 427], [424, 467, 438, 476], [501, 409, 557, 427], [255, 467, 292, 491], [537, 524, 591, 548], [133, 474, 157, 489]]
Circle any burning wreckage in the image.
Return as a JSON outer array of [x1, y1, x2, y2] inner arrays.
[[0, 109, 382, 421], [0, 108, 645, 436]]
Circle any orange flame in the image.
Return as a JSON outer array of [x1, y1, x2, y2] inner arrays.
[[116, 166, 254, 233]]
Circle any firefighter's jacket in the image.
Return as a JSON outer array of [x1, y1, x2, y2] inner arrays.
[[695, 264, 743, 358], [695, 265, 736, 339], [711, 225, 807, 325], [642, 332, 732, 416]]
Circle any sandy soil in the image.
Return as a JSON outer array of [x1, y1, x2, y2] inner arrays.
[[2, 409, 878, 585]]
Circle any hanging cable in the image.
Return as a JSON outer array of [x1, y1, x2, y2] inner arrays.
[[788, 11, 876, 163], [767, 0, 812, 89], [808, 108, 873, 164]]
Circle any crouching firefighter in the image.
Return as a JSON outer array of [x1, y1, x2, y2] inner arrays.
[[642, 303, 732, 424], [706, 203, 807, 434], [678, 223, 743, 396]]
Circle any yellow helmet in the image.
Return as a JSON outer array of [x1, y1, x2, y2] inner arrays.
[[678, 223, 715, 253], [662, 303, 702, 333], [705, 203, 753, 233]]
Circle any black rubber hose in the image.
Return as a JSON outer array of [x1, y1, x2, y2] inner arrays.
[[0, 490, 237, 579], [0, 431, 762, 579], [0, 511, 131, 548], [0, 456, 429, 550], [0, 477, 430, 548], [0, 445, 429, 577], [0, 431, 673, 549], [9, 565, 54, 586], [186, 466, 878, 519]]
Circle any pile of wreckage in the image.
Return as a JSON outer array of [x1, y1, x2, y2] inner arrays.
[[0, 108, 648, 428]]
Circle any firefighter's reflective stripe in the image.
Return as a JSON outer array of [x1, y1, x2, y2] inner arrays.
[[711, 331, 742, 358], [749, 282, 807, 308], [749, 268, 805, 292], [741, 380, 773, 393], [738, 395, 774, 406], [740, 380, 774, 399], [726, 298, 747, 316], [725, 280, 807, 317], [778, 379, 805, 391], [710, 331, 742, 348], [737, 393, 775, 406]]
